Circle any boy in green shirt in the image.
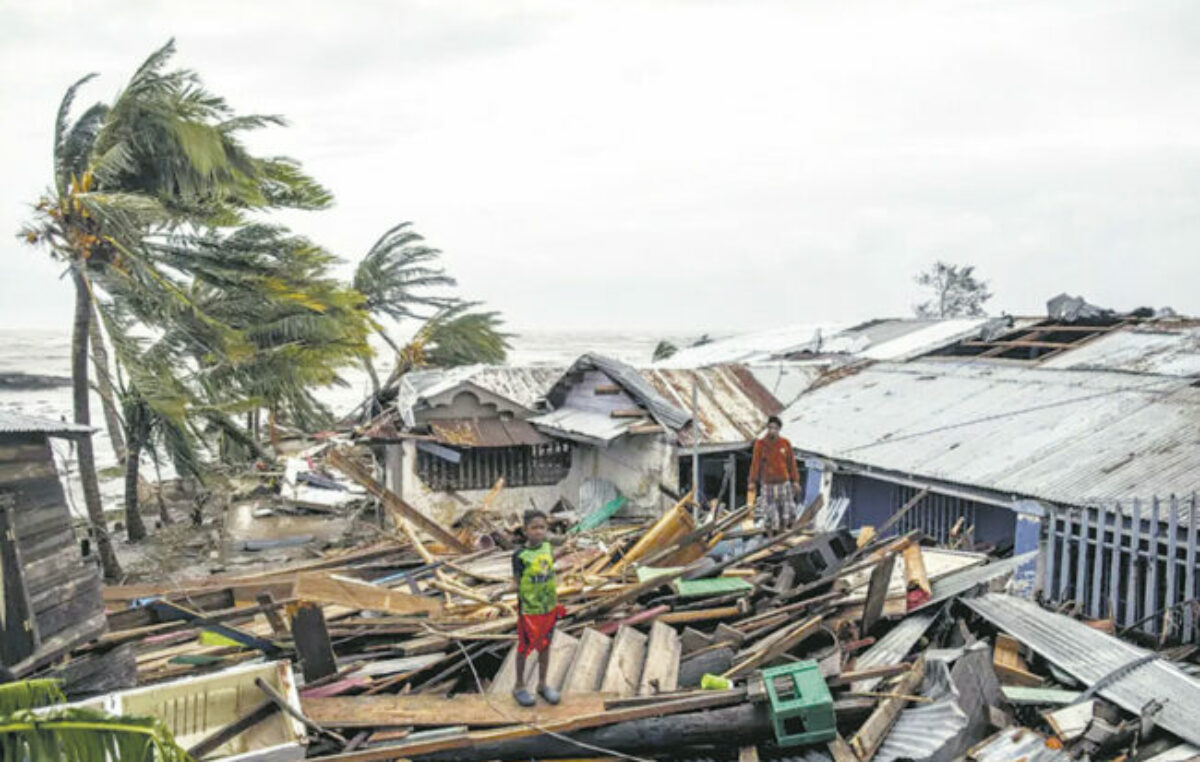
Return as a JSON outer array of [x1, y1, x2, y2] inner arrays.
[[511, 509, 564, 707]]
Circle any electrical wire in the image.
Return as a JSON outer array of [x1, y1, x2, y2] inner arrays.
[[450, 637, 656, 762]]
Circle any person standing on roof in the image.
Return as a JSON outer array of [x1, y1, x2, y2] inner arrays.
[[748, 415, 800, 536]]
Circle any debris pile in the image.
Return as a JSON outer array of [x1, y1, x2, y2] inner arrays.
[[18, 443, 1200, 760]]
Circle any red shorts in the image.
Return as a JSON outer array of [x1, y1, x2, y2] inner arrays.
[[517, 606, 565, 655]]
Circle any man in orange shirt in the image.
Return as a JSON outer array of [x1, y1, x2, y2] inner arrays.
[[747, 415, 800, 536]]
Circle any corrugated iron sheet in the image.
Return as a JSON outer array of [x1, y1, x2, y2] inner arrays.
[[643, 365, 782, 448], [781, 361, 1200, 505], [1042, 326, 1200, 377], [528, 407, 634, 444], [967, 728, 1070, 761], [852, 612, 938, 692], [915, 551, 1036, 612], [428, 418, 550, 447], [964, 593, 1200, 747], [571, 355, 690, 430], [0, 411, 92, 437], [395, 365, 562, 427]]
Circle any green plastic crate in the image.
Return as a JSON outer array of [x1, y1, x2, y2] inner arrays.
[[761, 660, 836, 747]]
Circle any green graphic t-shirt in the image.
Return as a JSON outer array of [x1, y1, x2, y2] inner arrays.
[[512, 541, 557, 615]]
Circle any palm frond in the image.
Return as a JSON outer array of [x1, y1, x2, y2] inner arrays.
[[53, 73, 99, 195], [0, 680, 65, 715]]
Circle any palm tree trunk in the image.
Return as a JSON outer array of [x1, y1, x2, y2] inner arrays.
[[88, 299, 126, 463], [361, 353, 381, 395], [71, 267, 122, 580], [153, 457, 171, 526], [123, 428, 147, 542]]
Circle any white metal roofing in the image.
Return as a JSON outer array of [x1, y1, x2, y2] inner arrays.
[[0, 411, 92, 437], [965, 593, 1200, 748], [395, 365, 563, 426], [654, 323, 845, 368], [781, 360, 1200, 505], [654, 318, 1027, 369], [1041, 325, 1200, 377]]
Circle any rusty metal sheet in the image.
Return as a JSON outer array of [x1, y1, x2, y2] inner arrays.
[[429, 418, 550, 448]]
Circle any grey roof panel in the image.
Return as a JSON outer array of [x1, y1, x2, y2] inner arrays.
[[0, 411, 92, 437], [964, 593, 1200, 747]]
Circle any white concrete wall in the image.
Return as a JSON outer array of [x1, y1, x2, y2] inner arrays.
[[388, 433, 680, 527]]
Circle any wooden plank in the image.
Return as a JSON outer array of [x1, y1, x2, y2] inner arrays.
[[292, 601, 338, 682], [901, 543, 932, 596], [861, 552, 896, 634], [296, 572, 443, 617], [828, 734, 858, 762], [317, 690, 743, 761], [724, 616, 822, 679], [489, 630, 578, 695], [738, 746, 760, 762], [850, 656, 925, 761], [327, 448, 470, 553], [600, 625, 648, 697], [562, 628, 613, 694], [658, 605, 743, 625], [637, 621, 680, 696], [303, 692, 612, 728], [993, 633, 1043, 687]]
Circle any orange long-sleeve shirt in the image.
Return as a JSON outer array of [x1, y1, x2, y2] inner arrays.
[[748, 435, 799, 487]]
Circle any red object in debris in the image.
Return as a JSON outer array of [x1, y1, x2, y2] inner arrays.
[[906, 587, 932, 611], [841, 637, 877, 654]]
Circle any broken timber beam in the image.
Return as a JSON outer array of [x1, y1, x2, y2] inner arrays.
[[302, 693, 611, 728], [849, 656, 926, 761], [328, 448, 471, 553], [295, 572, 444, 617]]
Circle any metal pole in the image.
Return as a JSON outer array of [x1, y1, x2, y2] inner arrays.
[[692, 376, 700, 520]]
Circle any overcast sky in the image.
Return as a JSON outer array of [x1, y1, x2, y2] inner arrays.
[[2, 0, 1199, 334]]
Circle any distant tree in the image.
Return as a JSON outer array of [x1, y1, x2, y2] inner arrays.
[[652, 340, 678, 362], [913, 261, 992, 318]]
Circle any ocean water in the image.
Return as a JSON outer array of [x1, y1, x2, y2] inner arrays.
[[0, 327, 673, 512]]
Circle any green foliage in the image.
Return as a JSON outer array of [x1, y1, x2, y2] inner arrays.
[[0, 707, 191, 762], [0, 680, 190, 762], [652, 340, 678, 362], [352, 221, 456, 321], [0, 680, 65, 715], [913, 261, 993, 318], [417, 303, 511, 368]]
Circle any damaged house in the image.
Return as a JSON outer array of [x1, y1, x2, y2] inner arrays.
[[0, 411, 131, 690], [780, 311, 1200, 641], [370, 355, 784, 525]]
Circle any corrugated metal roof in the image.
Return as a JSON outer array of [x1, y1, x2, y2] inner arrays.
[[428, 418, 550, 447], [967, 728, 1070, 761], [655, 318, 1041, 368], [1041, 326, 1200, 377], [964, 593, 1200, 748], [852, 612, 938, 692], [0, 411, 92, 437], [655, 323, 846, 368], [527, 407, 634, 444], [574, 355, 690, 430], [395, 365, 562, 426], [915, 551, 1036, 612], [642, 365, 783, 448], [781, 361, 1200, 505]]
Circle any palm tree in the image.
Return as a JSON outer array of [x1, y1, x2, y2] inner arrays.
[[381, 303, 512, 389], [21, 41, 329, 570], [352, 222, 457, 392]]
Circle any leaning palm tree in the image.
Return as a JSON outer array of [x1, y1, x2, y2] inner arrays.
[[352, 222, 457, 392], [382, 302, 512, 389], [20, 41, 329, 574]]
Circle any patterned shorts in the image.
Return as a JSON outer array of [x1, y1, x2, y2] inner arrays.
[[757, 482, 797, 532]]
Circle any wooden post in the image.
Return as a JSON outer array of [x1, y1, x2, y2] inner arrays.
[[292, 602, 338, 682]]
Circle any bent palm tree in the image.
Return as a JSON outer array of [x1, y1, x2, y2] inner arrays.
[[352, 222, 457, 392], [21, 41, 329, 567]]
